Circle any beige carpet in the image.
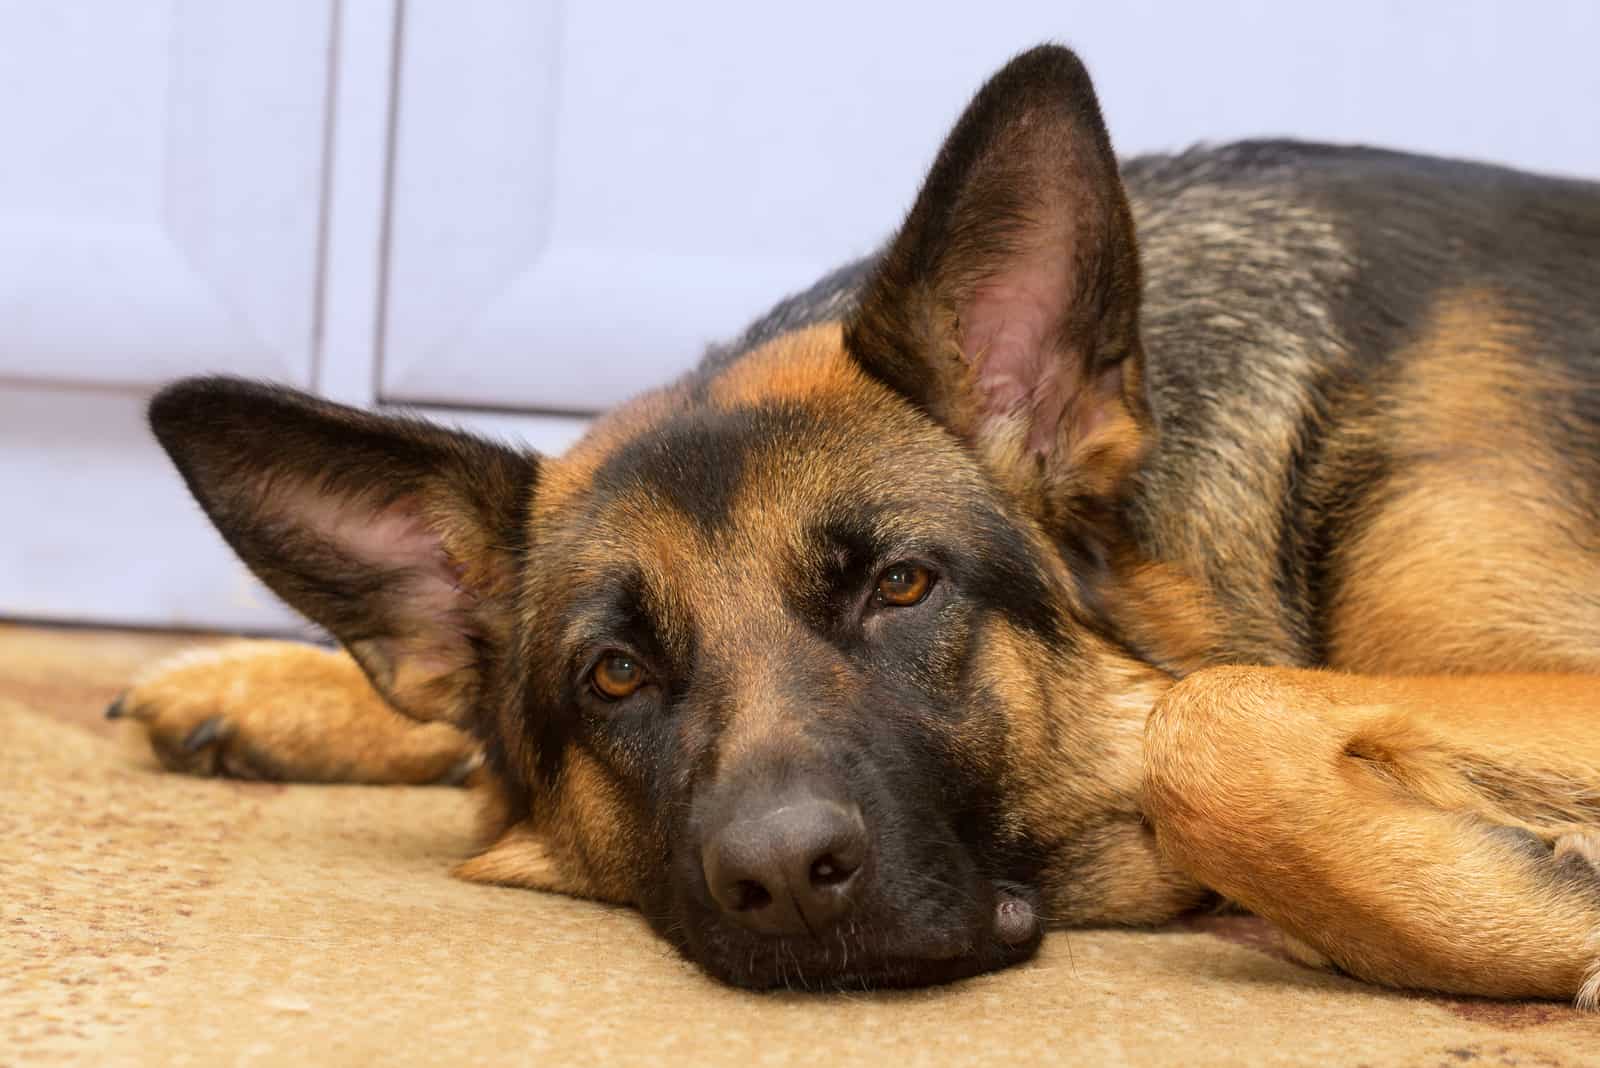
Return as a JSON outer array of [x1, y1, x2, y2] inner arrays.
[[3, 622, 1596, 1066]]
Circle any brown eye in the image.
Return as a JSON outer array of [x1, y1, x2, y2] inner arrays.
[[591, 653, 645, 700], [875, 562, 933, 607]]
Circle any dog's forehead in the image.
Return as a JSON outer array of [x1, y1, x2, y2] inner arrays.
[[524, 324, 999, 622], [538, 325, 980, 544], [540, 326, 872, 492]]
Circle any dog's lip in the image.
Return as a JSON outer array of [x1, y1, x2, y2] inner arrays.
[[717, 927, 1039, 991], [888, 883, 1041, 960], [993, 885, 1039, 946], [683, 879, 1046, 990]]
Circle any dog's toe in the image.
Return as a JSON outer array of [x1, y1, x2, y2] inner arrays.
[[1554, 831, 1600, 877], [181, 715, 230, 754]]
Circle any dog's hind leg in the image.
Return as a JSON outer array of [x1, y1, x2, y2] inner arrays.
[[1143, 668, 1600, 1005], [111, 640, 480, 785]]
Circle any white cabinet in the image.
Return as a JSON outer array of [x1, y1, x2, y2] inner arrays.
[[0, 1, 341, 633], [0, 2, 332, 387], [3, 1, 1599, 632]]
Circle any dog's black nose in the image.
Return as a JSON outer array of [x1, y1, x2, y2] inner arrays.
[[701, 795, 867, 937]]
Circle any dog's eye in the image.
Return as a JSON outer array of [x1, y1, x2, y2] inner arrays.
[[874, 562, 934, 607], [590, 653, 645, 700]]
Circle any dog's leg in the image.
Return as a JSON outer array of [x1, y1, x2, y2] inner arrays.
[[1144, 668, 1600, 1004], [111, 640, 480, 784]]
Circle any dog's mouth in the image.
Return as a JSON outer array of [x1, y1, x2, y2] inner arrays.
[[673, 880, 1045, 991]]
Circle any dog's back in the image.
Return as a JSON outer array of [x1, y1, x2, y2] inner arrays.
[[1129, 143, 1600, 672]]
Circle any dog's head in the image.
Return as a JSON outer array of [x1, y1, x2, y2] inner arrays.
[[150, 46, 1205, 989]]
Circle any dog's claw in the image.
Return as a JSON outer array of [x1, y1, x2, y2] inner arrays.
[[181, 715, 228, 753], [438, 751, 484, 786], [104, 693, 127, 720]]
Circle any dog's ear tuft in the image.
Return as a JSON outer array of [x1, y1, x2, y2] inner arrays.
[[149, 376, 538, 727], [845, 45, 1148, 528]]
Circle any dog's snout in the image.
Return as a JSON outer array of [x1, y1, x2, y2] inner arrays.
[[701, 795, 867, 937]]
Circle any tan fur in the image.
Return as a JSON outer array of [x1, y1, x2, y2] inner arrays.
[[1556, 831, 1600, 870], [1145, 667, 1600, 1001], [973, 618, 1206, 926], [534, 386, 689, 516], [537, 750, 648, 904], [1328, 291, 1600, 674], [1100, 557, 1227, 675], [706, 323, 866, 407], [452, 822, 577, 893]]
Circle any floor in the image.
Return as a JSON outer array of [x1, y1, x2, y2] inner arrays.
[[3, 621, 1595, 1066]]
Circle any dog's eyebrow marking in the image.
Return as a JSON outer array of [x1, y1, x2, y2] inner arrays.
[[559, 568, 654, 654], [590, 403, 828, 536], [784, 513, 888, 637], [558, 561, 701, 692]]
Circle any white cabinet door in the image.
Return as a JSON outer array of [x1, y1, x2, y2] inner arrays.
[[378, 0, 1600, 415], [0, 384, 304, 632], [0, 1, 338, 634], [0, 1, 332, 388]]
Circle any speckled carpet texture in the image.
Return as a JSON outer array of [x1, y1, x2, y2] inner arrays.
[[3, 622, 1596, 1066]]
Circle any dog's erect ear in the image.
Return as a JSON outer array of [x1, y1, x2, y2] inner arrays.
[[149, 377, 537, 727], [845, 45, 1147, 525]]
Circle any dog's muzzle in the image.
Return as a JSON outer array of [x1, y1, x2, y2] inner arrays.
[[685, 771, 1042, 987]]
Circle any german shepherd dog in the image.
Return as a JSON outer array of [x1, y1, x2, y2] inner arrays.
[[114, 46, 1600, 1002]]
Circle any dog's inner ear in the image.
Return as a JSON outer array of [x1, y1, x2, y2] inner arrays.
[[845, 45, 1147, 522], [149, 378, 538, 727]]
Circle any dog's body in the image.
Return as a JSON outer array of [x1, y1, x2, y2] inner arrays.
[[725, 137, 1600, 676], [118, 48, 1600, 1001]]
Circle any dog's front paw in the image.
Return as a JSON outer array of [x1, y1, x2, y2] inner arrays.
[[110, 641, 479, 785]]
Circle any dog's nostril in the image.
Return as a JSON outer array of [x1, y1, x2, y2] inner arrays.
[[732, 879, 772, 912], [809, 852, 856, 888], [701, 794, 866, 935]]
